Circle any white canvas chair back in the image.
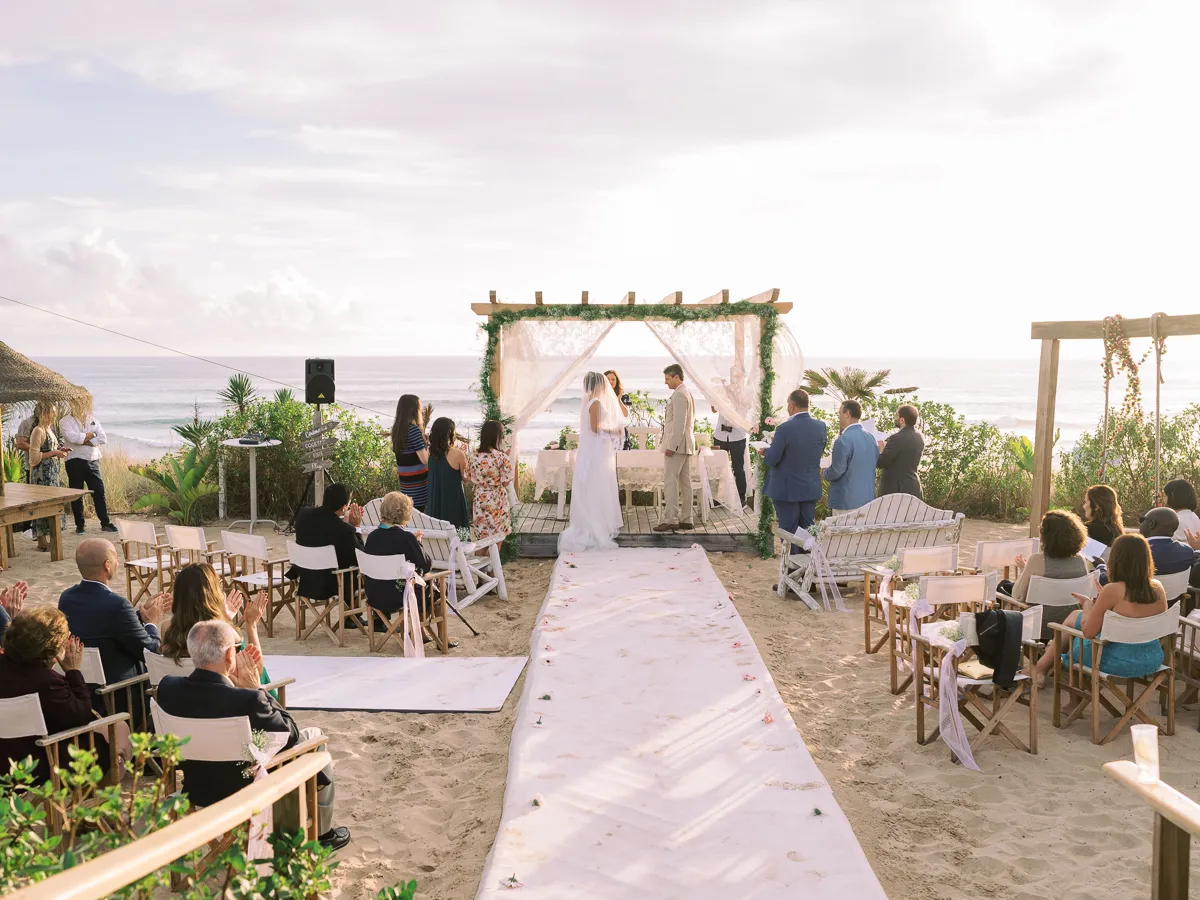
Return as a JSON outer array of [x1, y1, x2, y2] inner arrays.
[[115, 519, 158, 547], [285, 541, 338, 573], [0, 694, 48, 739], [355, 548, 416, 582], [920, 573, 997, 607], [409, 510, 454, 566], [53, 647, 107, 685], [1157, 570, 1191, 602], [222, 530, 270, 562], [898, 545, 958, 576], [974, 538, 1039, 572], [144, 649, 195, 686], [150, 698, 250, 762], [361, 498, 383, 527], [165, 524, 208, 553], [1101, 605, 1181, 645], [958, 607, 1042, 646], [1027, 573, 1098, 608]]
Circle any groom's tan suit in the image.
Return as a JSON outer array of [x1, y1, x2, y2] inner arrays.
[[662, 383, 696, 526]]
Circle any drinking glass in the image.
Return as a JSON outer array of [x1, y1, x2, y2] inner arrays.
[[1130, 724, 1159, 784]]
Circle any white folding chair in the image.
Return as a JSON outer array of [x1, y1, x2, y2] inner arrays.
[[143, 649, 194, 687], [1051, 604, 1180, 744], [0, 693, 128, 834], [114, 519, 173, 604], [222, 531, 296, 638], [165, 524, 233, 587], [1158, 570, 1192, 604], [361, 498, 383, 527], [355, 549, 423, 654], [863, 544, 960, 657], [972, 538, 1039, 581], [410, 510, 507, 608], [55, 646, 150, 725], [287, 541, 365, 647], [1008, 572, 1101, 642]]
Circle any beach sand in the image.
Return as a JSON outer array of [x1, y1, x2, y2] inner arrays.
[[4, 518, 1197, 899]]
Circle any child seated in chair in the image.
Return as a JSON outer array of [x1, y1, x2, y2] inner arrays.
[[364, 492, 432, 634]]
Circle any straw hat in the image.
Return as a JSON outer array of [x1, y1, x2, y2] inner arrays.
[[0, 342, 91, 407]]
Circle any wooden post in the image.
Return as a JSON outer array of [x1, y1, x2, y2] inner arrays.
[[662, 291, 682, 305], [312, 405, 324, 507], [488, 290, 497, 304], [580, 291, 588, 305], [535, 291, 543, 305], [721, 289, 730, 304], [623, 292, 635, 305], [1153, 813, 1190, 899], [0, 405, 5, 495], [1029, 338, 1060, 536]]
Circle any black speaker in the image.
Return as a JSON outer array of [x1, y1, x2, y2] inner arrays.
[[305, 358, 335, 404]]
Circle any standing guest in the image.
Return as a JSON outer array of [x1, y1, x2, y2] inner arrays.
[[763, 389, 828, 538], [25, 401, 71, 552], [876, 403, 924, 499], [605, 370, 633, 449], [364, 491, 433, 629], [289, 484, 364, 622], [425, 417, 470, 527], [467, 420, 514, 542], [161, 563, 273, 689], [1162, 479, 1200, 542], [391, 394, 429, 511], [60, 399, 118, 535], [1082, 484, 1124, 548], [653, 364, 696, 534], [156, 620, 350, 850], [824, 400, 880, 514], [0, 610, 115, 782], [711, 404, 748, 508], [0, 580, 28, 643]]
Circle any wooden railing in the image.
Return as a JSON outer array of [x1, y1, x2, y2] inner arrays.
[[8, 751, 331, 900], [1104, 760, 1200, 899]]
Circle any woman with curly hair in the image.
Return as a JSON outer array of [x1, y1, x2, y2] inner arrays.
[[1083, 484, 1124, 548], [424, 417, 469, 527]]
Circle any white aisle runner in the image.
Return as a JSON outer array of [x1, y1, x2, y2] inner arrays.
[[476, 547, 886, 899]]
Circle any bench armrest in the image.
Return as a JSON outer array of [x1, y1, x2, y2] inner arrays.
[[95, 673, 151, 695], [267, 736, 327, 770]]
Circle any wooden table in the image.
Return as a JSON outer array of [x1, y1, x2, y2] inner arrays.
[[0, 483, 91, 567]]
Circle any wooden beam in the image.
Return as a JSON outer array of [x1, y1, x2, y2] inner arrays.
[[471, 300, 793, 316], [662, 291, 682, 305], [741, 288, 781, 305], [1029, 338, 1060, 537], [580, 291, 588, 306], [623, 291, 635, 305], [1106, 759, 1200, 898], [721, 289, 730, 304], [488, 290, 497, 304], [1032, 313, 1200, 341], [535, 291, 543, 305]]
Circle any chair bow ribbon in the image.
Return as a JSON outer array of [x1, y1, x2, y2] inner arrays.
[[796, 530, 846, 612], [933, 628, 980, 772], [246, 731, 291, 868]]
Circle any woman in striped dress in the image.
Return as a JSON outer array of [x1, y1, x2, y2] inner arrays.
[[390, 394, 429, 511]]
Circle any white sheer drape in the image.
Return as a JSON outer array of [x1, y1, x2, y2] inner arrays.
[[496, 319, 618, 488]]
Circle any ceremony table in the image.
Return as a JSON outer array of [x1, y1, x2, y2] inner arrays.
[[221, 438, 281, 534], [532, 447, 741, 520], [0, 483, 91, 567]]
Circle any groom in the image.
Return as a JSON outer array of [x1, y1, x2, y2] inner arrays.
[[654, 364, 696, 533]]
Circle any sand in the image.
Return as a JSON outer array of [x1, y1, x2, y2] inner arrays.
[[4, 517, 1198, 899]]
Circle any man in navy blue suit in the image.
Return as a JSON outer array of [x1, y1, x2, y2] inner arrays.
[[1097, 508, 1200, 586], [763, 389, 828, 541], [58, 539, 165, 685]]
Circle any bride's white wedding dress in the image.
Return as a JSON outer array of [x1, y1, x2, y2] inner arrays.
[[558, 396, 624, 554]]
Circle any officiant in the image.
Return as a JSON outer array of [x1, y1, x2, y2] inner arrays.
[[876, 403, 924, 499], [710, 406, 747, 508]]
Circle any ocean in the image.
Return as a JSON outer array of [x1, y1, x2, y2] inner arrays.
[[14, 354, 1200, 461]]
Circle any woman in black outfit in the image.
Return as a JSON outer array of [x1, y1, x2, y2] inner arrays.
[[1083, 483, 1124, 547], [364, 491, 432, 625]]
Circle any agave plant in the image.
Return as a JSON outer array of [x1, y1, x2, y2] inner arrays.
[[131, 444, 219, 525], [273, 387, 296, 404], [801, 367, 905, 404], [1007, 429, 1058, 478], [218, 373, 258, 413], [2, 447, 23, 484]]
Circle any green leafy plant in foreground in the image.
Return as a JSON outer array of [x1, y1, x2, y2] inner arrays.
[[130, 443, 220, 525]]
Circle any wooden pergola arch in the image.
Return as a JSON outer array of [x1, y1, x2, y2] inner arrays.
[[1029, 313, 1200, 537]]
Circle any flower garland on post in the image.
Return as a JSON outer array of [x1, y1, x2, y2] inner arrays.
[[476, 301, 782, 558], [1098, 314, 1164, 483]]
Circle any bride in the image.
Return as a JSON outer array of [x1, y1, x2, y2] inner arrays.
[[558, 371, 626, 554]]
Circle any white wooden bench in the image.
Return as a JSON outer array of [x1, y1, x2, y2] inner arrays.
[[776, 494, 965, 610]]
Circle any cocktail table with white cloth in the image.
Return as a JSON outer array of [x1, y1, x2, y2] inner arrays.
[[533, 447, 741, 520], [221, 438, 281, 534]]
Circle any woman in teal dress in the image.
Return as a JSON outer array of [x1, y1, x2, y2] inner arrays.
[[424, 417, 469, 528], [1035, 533, 1169, 686]]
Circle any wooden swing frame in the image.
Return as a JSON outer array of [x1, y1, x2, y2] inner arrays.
[[1029, 313, 1200, 537]]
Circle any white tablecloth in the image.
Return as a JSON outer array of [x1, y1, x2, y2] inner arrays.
[[533, 447, 741, 511]]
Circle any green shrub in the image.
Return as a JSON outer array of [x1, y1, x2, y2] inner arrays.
[[131, 444, 220, 525]]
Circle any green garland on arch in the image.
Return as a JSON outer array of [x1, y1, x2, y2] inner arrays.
[[477, 301, 781, 558]]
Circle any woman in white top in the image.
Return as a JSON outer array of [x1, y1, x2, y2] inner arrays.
[[1163, 479, 1200, 542]]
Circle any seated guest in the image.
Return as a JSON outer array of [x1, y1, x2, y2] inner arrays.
[[156, 620, 350, 850], [161, 563, 273, 689], [425, 417, 470, 528], [364, 492, 433, 630], [823, 400, 879, 514], [1162, 478, 1200, 542], [1035, 534, 1168, 688], [1095, 508, 1200, 590], [0, 609, 113, 781], [1000, 510, 1088, 641], [1082, 483, 1124, 548], [58, 539, 165, 684], [876, 404, 924, 499], [288, 484, 364, 623], [0, 580, 28, 643]]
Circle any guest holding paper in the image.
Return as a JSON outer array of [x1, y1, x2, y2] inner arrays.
[[763, 389, 827, 539], [823, 400, 879, 514], [1082, 484, 1124, 548], [876, 404, 924, 499]]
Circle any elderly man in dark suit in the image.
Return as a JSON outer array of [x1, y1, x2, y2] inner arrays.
[[1096, 508, 1200, 587], [156, 619, 351, 850], [763, 389, 828, 539], [877, 403, 925, 499]]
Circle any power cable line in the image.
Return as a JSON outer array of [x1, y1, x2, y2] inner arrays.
[[0, 291, 395, 420]]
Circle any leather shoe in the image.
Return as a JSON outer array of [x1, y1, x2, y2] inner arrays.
[[652, 523, 678, 533], [678, 522, 695, 531], [318, 826, 351, 851], [75, 526, 87, 535], [100, 523, 118, 533]]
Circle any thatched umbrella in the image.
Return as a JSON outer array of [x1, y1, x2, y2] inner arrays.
[[0, 342, 92, 494]]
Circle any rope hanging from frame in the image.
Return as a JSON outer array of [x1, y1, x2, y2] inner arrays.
[[1097, 313, 1166, 494]]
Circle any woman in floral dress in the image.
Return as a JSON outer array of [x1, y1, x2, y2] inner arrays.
[[26, 401, 70, 551], [466, 420, 513, 542]]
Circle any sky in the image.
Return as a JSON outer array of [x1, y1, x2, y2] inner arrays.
[[1, 1, 1198, 361]]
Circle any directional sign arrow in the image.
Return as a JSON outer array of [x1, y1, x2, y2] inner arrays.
[[301, 436, 338, 452], [301, 420, 340, 440], [302, 460, 332, 473]]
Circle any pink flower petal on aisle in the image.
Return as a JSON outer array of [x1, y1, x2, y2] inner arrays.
[[743, 674, 757, 681], [501, 873, 525, 889], [545, 645, 555, 652], [732, 641, 742, 648], [763, 712, 775, 724]]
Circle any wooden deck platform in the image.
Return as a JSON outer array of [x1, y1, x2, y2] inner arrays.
[[513, 502, 757, 556]]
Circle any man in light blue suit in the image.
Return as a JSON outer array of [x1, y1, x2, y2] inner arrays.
[[824, 400, 880, 513], [763, 389, 828, 539]]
